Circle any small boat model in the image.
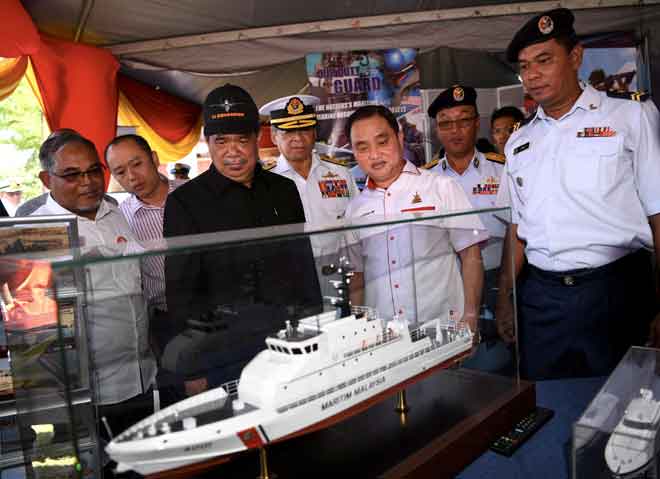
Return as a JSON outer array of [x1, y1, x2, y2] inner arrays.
[[605, 388, 660, 478], [106, 260, 473, 476]]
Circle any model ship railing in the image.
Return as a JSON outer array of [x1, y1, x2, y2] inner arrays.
[[344, 328, 400, 358], [220, 379, 239, 398]]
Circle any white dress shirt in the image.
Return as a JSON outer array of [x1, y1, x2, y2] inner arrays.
[[496, 84, 660, 271], [345, 161, 488, 323], [429, 150, 506, 270], [32, 195, 156, 405]]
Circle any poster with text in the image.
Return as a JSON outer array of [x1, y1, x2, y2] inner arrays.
[[306, 49, 425, 172]]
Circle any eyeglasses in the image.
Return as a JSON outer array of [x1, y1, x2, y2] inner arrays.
[[49, 164, 106, 183], [437, 116, 478, 131]]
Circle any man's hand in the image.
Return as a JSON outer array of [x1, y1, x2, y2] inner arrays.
[[495, 291, 516, 343], [184, 377, 208, 396]]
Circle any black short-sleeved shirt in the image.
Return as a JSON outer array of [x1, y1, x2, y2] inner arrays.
[[162, 163, 322, 381]]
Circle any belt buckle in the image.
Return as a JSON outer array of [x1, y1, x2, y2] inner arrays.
[[563, 275, 575, 286]]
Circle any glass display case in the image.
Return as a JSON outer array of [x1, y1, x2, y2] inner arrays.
[[0, 206, 523, 478], [573, 346, 660, 478]]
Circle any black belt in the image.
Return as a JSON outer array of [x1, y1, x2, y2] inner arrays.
[[527, 249, 647, 287]]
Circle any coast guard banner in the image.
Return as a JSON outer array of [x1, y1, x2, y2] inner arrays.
[[306, 49, 426, 171]]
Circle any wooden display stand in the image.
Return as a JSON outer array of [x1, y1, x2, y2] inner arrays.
[[157, 368, 534, 478]]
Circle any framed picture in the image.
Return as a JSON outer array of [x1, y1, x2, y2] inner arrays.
[[0, 215, 85, 394]]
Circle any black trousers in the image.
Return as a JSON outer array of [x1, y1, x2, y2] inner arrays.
[[517, 249, 656, 380]]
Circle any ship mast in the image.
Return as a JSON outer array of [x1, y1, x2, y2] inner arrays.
[[322, 256, 355, 318]]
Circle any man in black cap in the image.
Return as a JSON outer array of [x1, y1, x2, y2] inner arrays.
[[162, 84, 322, 396], [425, 86, 507, 354], [496, 8, 660, 379]]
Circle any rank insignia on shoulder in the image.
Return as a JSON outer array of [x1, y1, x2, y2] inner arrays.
[[513, 142, 530, 155], [421, 159, 439, 170], [607, 90, 649, 102], [412, 192, 422, 204], [261, 158, 277, 170], [319, 155, 350, 167], [484, 152, 506, 164]]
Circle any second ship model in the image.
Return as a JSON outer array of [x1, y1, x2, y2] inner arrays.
[[106, 259, 473, 476], [605, 388, 660, 478]]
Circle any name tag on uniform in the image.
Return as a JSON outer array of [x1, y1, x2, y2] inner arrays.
[[318, 179, 350, 198], [513, 142, 530, 155], [577, 126, 616, 138]]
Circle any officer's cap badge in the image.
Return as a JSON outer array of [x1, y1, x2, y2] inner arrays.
[[538, 15, 554, 35], [453, 87, 465, 102], [286, 97, 305, 116]]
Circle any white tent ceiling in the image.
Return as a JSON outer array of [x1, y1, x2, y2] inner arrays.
[[21, 0, 660, 106]]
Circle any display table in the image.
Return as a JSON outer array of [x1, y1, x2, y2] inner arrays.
[[458, 376, 607, 479], [164, 368, 534, 478]]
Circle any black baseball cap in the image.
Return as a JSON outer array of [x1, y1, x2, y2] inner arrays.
[[427, 85, 477, 118], [506, 8, 577, 63], [203, 84, 260, 137]]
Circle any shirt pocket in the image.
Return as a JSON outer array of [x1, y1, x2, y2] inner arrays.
[[565, 136, 621, 192], [508, 152, 540, 206]]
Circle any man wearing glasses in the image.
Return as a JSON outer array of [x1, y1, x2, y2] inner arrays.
[[31, 131, 156, 450], [425, 86, 507, 334]]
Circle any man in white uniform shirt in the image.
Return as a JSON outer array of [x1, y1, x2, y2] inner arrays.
[[426, 85, 506, 275], [260, 95, 359, 291], [496, 8, 660, 379], [259, 95, 358, 227], [344, 105, 487, 336], [31, 131, 156, 441]]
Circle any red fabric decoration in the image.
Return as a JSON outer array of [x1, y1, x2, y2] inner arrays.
[[118, 74, 201, 144], [30, 34, 119, 180], [0, 0, 41, 57]]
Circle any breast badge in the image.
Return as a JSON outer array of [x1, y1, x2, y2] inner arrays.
[[577, 126, 616, 138], [472, 176, 499, 195], [318, 177, 350, 198]]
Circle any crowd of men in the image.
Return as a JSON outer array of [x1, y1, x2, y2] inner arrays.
[[4, 8, 660, 469]]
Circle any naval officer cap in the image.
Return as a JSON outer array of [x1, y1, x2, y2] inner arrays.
[[427, 85, 477, 119], [506, 8, 577, 62], [259, 95, 320, 131], [203, 83, 260, 137]]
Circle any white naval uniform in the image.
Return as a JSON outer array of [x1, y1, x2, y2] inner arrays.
[[496, 84, 660, 271], [32, 195, 156, 405], [270, 151, 359, 278], [269, 152, 359, 227], [345, 161, 488, 323], [429, 150, 505, 270]]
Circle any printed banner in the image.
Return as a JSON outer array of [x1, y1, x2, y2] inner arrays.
[[306, 49, 426, 171]]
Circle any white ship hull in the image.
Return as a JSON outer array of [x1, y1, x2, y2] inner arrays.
[[107, 309, 472, 476]]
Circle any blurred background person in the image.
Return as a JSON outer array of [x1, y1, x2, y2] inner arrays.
[[0, 179, 23, 216], [490, 106, 525, 155]]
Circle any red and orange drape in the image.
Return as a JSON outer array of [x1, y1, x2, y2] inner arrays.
[[0, 0, 201, 184]]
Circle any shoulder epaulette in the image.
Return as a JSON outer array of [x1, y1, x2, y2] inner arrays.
[[512, 114, 533, 133], [261, 159, 277, 171], [484, 152, 506, 164], [319, 155, 350, 167], [421, 158, 439, 170], [607, 90, 649, 102]]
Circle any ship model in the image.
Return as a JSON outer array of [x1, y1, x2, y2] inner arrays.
[[106, 258, 473, 476], [605, 388, 660, 478]]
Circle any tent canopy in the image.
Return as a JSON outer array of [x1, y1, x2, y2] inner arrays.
[[21, 0, 660, 106]]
